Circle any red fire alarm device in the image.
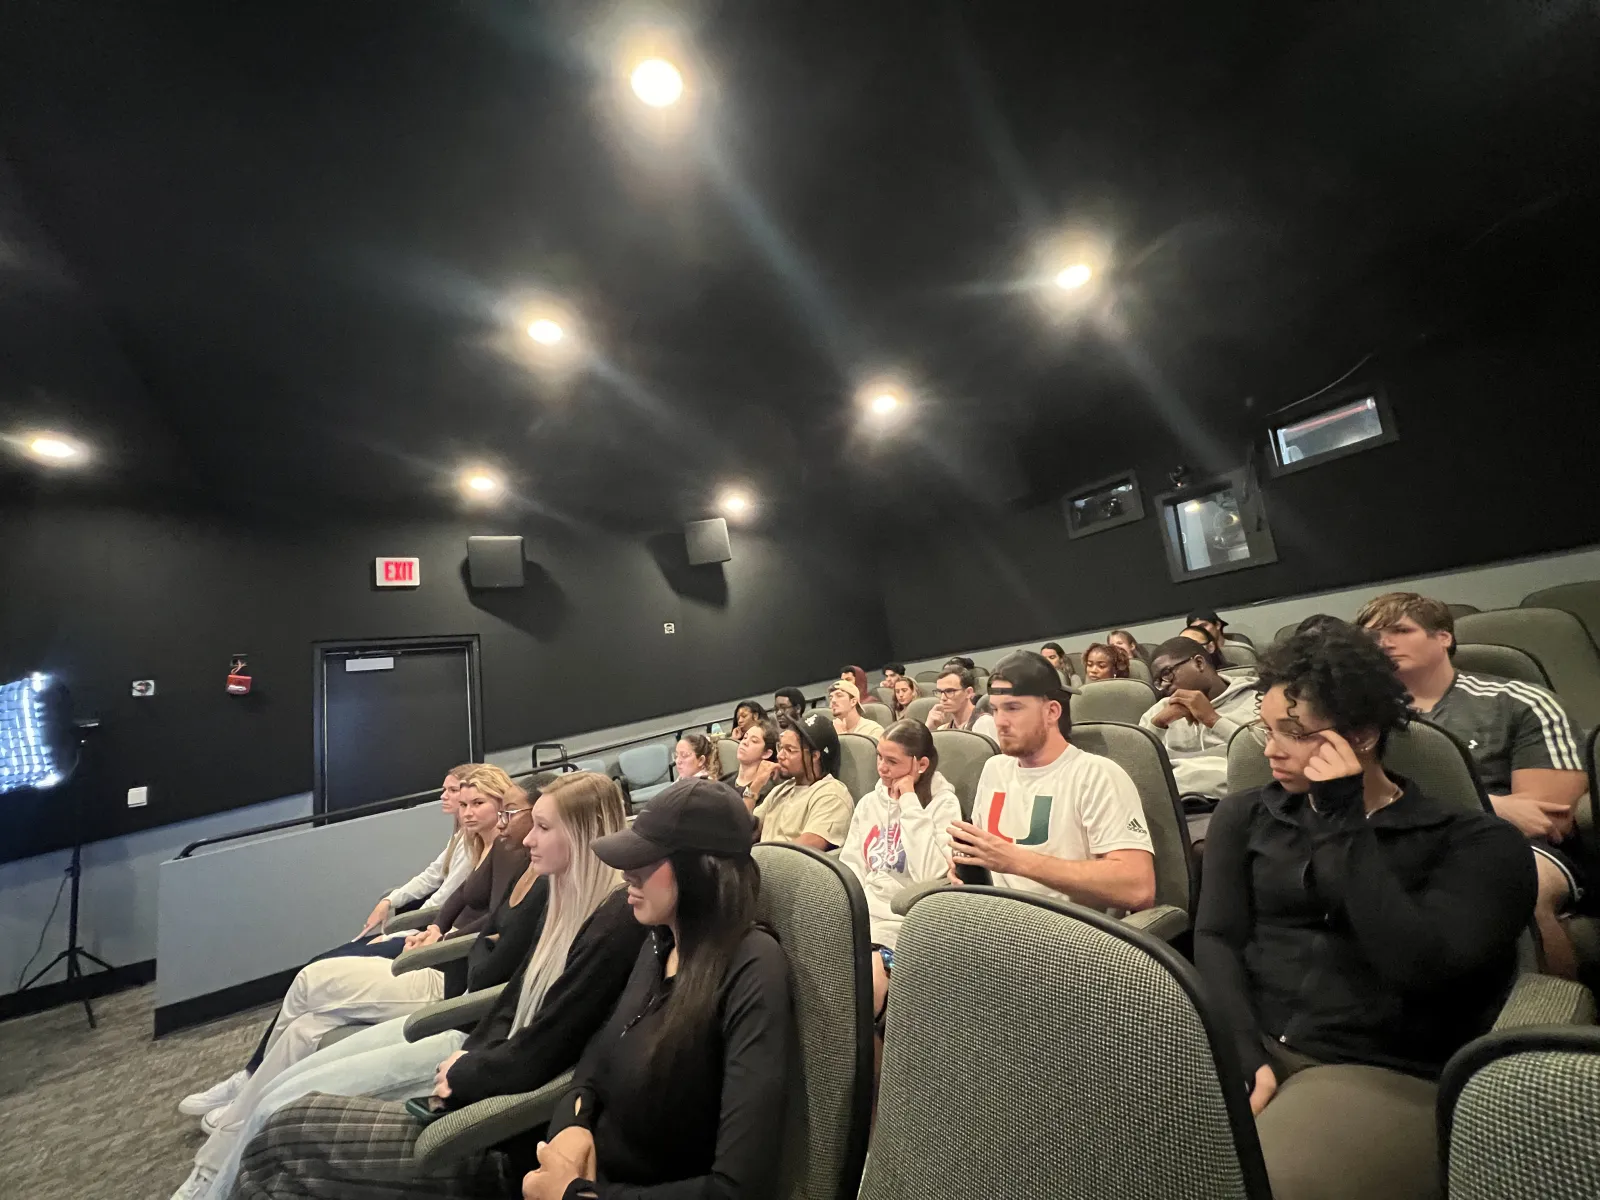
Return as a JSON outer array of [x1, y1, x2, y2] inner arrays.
[[375, 556, 420, 587], [227, 655, 252, 695]]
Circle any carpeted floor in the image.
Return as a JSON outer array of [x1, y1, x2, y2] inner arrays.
[[0, 986, 274, 1200]]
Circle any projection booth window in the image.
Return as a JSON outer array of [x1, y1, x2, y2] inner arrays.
[[1268, 389, 1397, 476], [1063, 470, 1145, 540], [1155, 468, 1278, 582]]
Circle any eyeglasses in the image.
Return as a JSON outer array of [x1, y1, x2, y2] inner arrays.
[[933, 687, 964, 698], [497, 807, 532, 825], [1244, 718, 1338, 746]]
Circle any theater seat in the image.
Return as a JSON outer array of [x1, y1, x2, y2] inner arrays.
[[617, 743, 672, 809], [1226, 723, 1274, 795], [1455, 608, 1600, 732], [930, 728, 998, 820], [383, 902, 443, 934], [1448, 602, 1482, 618], [715, 737, 740, 778], [1454, 643, 1555, 690], [1069, 678, 1157, 726], [1221, 641, 1258, 669], [861, 701, 893, 727], [1272, 621, 1300, 646], [1126, 657, 1152, 684], [874, 685, 895, 708], [1522, 581, 1600, 647], [1072, 721, 1194, 937], [905, 696, 937, 724], [914, 669, 941, 684], [861, 887, 1272, 1200], [1066, 650, 1086, 680], [1439, 1026, 1600, 1200], [836, 732, 879, 801], [573, 756, 608, 775]]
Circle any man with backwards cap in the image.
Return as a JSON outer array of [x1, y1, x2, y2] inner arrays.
[[948, 651, 1157, 913], [828, 678, 885, 739], [754, 710, 855, 851]]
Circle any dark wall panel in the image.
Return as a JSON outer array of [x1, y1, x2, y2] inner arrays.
[[0, 508, 891, 862]]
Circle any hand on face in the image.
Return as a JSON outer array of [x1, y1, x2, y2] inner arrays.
[[1304, 730, 1363, 782], [1169, 688, 1219, 728]]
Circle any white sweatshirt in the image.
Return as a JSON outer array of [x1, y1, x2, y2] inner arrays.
[[385, 831, 476, 911], [1138, 674, 1261, 799], [839, 771, 963, 950]]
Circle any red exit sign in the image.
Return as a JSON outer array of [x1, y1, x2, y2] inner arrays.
[[374, 557, 420, 587]]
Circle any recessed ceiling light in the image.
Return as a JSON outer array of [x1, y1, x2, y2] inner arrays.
[[870, 392, 900, 415], [461, 469, 502, 499], [719, 490, 751, 516], [1055, 263, 1093, 290], [26, 435, 83, 464], [527, 318, 564, 345], [630, 58, 684, 107]]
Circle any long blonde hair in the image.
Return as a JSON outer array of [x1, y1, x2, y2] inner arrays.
[[459, 763, 516, 865], [510, 771, 627, 1033], [440, 762, 479, 865]]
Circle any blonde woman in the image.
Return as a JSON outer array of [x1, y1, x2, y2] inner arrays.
[[212, 774, 646, 1200], [171, 768, 532, 1200]]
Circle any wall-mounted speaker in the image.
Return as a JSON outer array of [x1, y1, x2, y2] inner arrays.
[[684, 518, 732, 566], [466, 535, 526, 588]]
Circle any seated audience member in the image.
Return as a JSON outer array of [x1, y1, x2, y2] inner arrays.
[[1195, 625, 1535, 1200], [1082, 642, 1130, 682], [1181, 622, 1229, 670], [1186, 608, 1236, 644], [1140, 636, 1260, 802], [830, 678, 886, 738], [728, 700, 766, 740], [1039, 642, 1071, 680], [926, 666, 998, 738], [841, 664, 872, 702], [949, 652, 1156, 911], [944, 655, 977, 671], [178, 763, 491, 1124], [889, 675, 920, 721], [523, 780, 794, 1200], [1107, 629, 1145, 664], [189, 768, 534, 1153], [182, 774, 642, 1200], [840, 721, 962, 1024], [882, 662, 907, 686], [726, 719, 781, 811], [772, 686, 806, 717], [1295, 613, 1346, 638], [673, 733, 719, 782], [755, 711, 854, 849], [1357, 590, 1587, 978]]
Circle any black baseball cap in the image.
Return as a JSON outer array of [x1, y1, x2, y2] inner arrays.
[[592, 778, 754, 871], [1186, 609, 1226, 629], [787, 708, 841, 778], [986, 651, 1069, 700]]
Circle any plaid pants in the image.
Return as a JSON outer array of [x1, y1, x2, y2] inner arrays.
[[228, 1093, 511, 1200]]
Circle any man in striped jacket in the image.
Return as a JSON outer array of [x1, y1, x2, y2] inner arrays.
[[1360, 592, 1588, 978]]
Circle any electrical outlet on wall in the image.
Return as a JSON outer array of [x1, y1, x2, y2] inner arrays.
[[662, 622, 676, 634], [127, 786, 149, 808]]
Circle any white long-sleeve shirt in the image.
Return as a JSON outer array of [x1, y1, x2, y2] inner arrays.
[[1137, 675, 1260, 800], [839, 771, 963, 949], [385, 832, 475, 911]]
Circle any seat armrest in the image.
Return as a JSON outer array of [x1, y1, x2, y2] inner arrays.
[[1492, 972, 1596, 1030], [413, 1071, 575, 1171], [392, 933, 478, 975], [1120, 904, 1190, 943], [891, 879, 952, 917], [404, 984, 506, 1042], [383, 904, 443, 934]]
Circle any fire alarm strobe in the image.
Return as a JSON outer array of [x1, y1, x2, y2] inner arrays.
[[227, 654, 252, 695]]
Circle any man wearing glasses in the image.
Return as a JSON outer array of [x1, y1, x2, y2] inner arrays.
[[1140, 635, 1260, 807], [925, 666, 997, 738]]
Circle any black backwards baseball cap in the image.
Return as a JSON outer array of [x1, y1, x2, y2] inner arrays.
[[591, 777, 755, 871], [1186, 608, 1227, 629], [788, 708, 841, 778], [986, 650, 1070, 700]]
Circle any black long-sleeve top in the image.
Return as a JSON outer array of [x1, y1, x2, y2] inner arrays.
[[545, 927, 794, 1200], [436, 836, 529, 940], [441, 873, 550, 999], [1194, 772, 1535, 1088]]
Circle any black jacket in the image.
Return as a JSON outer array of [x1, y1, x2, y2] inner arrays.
[[442, 874, 550, 999], [546, 926, 794, 1200], [1194, 773, 1535, 1087]]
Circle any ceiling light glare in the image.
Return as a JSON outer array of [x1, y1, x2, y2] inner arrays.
[[630, 58, 684, 107], [461, 469, 502, 500], [1055, 263, 1093, 290], [27, 435, 82, 463], [527, 318, 564, 346], [870, 392, 900, 416], [719, 490, 750, 516]]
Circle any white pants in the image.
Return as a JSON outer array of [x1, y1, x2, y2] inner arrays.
[[197, 1012, 467, 1196], [211, 957, 444, 1138]]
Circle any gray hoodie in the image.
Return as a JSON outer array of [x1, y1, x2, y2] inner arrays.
[[1139, 674, 1260, 799]]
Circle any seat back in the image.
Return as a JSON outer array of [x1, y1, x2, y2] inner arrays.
[[1066, 650, 1086, 680], [860, 888, 1270, 1200], [715, 738, 741, 778], [913, 669, 941, 684], [873, 686, 895, 709], [616, 743, 670, 787], [905, 696, 937, 724], [1448, 602, 1482, 618], [1521, 581, 1600, 646], [1069, 678, 1157, 726], [1456, 608, 1600, 731], [1384, 717, 1492, 814], [1070, 722, 1193, 915], [860, 701, 893, 728], [1439, 1026, 1600, 1200], [751, 843, 873, 1200], [1220, 641, 1258, 669], [573, 756, 608, 775], [1226, 723, 1273, 795], [930, 729, 999, 821], [836, 732, 879, 802], [1454, 643, 1555, 690], [1126, 657, 1152, 684]]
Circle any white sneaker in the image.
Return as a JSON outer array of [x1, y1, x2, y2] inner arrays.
[[170, 1165, 216, 1200], [179, 1069, 248, 1116], [199, 1104, 241, 1137]]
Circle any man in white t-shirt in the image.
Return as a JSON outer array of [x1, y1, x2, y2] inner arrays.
[[950, 650, 1156, 912]]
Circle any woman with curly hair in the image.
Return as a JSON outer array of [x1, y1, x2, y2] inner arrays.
[[1082, 642, 1130, 681], [1194, 624, 1535, 1200]]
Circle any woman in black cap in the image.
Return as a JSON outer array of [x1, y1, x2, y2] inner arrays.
[[522, 778, 794, 1200]]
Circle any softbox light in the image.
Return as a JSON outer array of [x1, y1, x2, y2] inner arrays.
[[0, 673, 73, 794]]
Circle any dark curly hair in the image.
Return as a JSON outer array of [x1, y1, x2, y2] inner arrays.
[[1256, 624, 1413, 754]]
